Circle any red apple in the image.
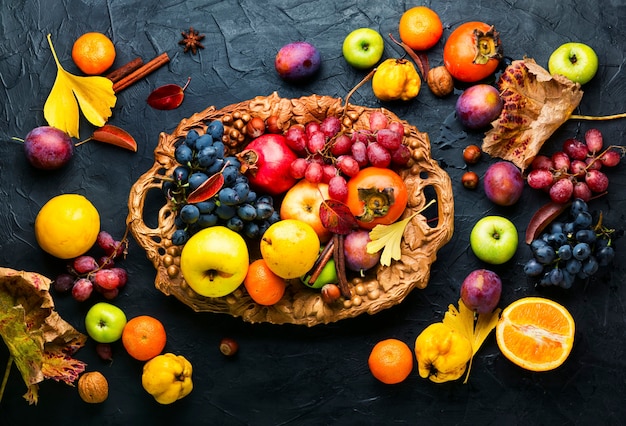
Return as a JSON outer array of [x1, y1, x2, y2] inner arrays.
[[483, 161, 524, 206], [280, 180, 331, 243]]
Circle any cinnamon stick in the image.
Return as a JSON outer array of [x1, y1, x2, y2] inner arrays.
[[307, 239, 335, 285], [332, 234, 351, 299], [113, 52, 170, 93], [106, 57, 144, 83]]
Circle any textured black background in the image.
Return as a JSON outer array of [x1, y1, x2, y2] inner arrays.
[[1, 0, 626, 424]]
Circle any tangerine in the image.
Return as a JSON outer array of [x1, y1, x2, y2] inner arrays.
[[71, 32, 116, 75], [122, 315, 167, 361], [368, 338, 414, 384], [35, 194, 100, 259], [496, 297, 575, 372], [398, 6, 443, 51], [244, 259, 287, 306]]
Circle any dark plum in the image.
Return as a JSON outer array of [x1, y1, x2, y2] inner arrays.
[[455, 84, 503, 130], [460, 269, 502, 314], [23, 126, 74, 170], [274, 41, 321, 82], [343, 229, 381, 273]]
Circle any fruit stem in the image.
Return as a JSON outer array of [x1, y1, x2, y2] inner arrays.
[[569, 112, 626, 120], [387, 33, 429, 80], [0, 356, 13, 403], [343, 68, 376, 116]]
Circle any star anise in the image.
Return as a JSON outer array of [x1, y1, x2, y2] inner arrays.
[[179, 27, 205, 55]]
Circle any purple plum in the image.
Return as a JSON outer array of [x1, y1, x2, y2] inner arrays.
[[274, 41, 321, 82], [23, 126, 74, 170], [483, 161, 524, 206], [460, 269, 502, 314], [455, 84, 503, 130], [344, 229, 381, 274]]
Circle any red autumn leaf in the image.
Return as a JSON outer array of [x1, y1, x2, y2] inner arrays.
[[186, 170, 225, 204], [90, 124, 138, 152], [525, 201, 570, 244], [147, 77, 191, 110], [319, 199, 359, 235]]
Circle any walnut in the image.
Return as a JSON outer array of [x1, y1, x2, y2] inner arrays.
[[427, 66, 454, 97], [77, 371, 109, 403]]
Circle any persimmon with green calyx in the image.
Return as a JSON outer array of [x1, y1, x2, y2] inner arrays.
[[345, 167, 408, 230], [443, 22, 503, 83]]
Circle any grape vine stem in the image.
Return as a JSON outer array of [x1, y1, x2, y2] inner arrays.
[[569, 112, 626, 120]]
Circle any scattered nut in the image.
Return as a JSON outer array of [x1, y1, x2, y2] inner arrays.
[[77, 371, 109, 404], [427, 66, 454, 97], [219, 337, 239, 356], [463, 144, 482, 164], [462, 171, 479, 189]]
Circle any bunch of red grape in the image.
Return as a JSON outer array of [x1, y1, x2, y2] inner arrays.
[[53, 231, 128, 301], [526, 128, 624, 203], [285, 111, 412, 201]]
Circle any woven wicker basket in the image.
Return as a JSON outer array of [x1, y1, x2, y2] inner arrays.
[[127, 92, 454, 326]]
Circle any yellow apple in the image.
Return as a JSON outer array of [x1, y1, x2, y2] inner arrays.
[[180, 226, 249, 297], [280, 180, 331, 243], [260, 219, 320, 279]]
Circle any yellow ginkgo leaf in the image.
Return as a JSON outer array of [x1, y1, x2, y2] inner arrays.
[[366, 199, 436, 267], [43, 34, 116, 138]]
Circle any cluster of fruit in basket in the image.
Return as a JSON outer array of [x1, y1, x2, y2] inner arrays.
[[163, 108, 414, 305]]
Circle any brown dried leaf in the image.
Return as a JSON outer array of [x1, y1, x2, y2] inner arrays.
[[0, 268, 87, 404], [482, 58, 584, 171]]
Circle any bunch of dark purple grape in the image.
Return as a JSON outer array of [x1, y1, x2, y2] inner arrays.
[[524, 199, 617, 288], [162, 120, 280, 245]]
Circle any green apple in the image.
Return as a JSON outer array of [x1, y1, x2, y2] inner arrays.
[[301, 255, 338, 289], [548, 42, 598, 85], [470, 216, 518, 264], [180, 226, 249, 297], [85, 302, 127, 343], [342, 28, 384, 69]]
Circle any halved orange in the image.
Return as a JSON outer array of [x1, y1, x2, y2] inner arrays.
[[496, 297, 575, 372]]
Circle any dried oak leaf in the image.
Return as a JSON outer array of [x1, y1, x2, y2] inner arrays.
[[482, 58, 584, 171], [0, 268, 87, 405]]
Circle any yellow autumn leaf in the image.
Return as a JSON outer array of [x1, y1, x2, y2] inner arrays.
[[43, 34, 116, 138], [443, 299, 501, 384], [367, 212, 418, 266], [366, 199, 436, 267]]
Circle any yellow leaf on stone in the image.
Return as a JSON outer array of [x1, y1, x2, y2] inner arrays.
[[443, 299, 501, 384], [43, 34, 116, 138]]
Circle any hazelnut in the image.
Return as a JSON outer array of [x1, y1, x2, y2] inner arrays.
[[462, 171, 479, 189], [321, 283, 341, 304], [265, 115, 282, 134], [463, 144, 482, 164], [77, 371, 109, 404], [219, 337, 239, 356], [427, 66, 454, 97], [246, 117, 266, 138]]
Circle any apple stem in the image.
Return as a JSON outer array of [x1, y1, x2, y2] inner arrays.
[[569, 112, 626, 121]]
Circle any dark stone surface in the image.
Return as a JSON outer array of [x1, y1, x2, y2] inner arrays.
[[1, 0, 626, 424]]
